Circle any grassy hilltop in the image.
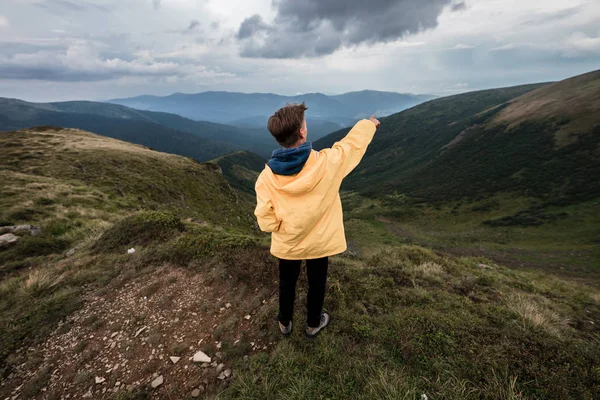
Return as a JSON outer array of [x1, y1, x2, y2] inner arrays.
[[0, 127, 599, 399]]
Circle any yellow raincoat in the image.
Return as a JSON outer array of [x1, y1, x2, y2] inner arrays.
[[254, 119, 377, 260]]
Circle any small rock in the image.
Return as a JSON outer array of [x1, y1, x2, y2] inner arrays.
[[217, 369, 231, 380], [82, 387, 93, 398], [151, 375, 163, 389], [216, 342, 222, 349], [216, 363, 225, 373], [128, 247, 136, 254], [0, 233, 19, 247], [193, 351, 211, 363], [134, 326, 148, 337], [225, 303, 231, 308], [95, 377, 105, 384], [169, 356, 181, 364], [478, 263, 492, 269], [66, 248, 76, 257], [12, 225, 41, 235], [244, 315, 251, 320], [111, 332, 118, 338], [191, 389, 200, 398]]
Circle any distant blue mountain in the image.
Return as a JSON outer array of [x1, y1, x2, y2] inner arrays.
[[108, 90, 436, 126]]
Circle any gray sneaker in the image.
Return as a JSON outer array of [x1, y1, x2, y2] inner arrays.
[[278, 321, 292, 335], [306, 312, 330, 337]]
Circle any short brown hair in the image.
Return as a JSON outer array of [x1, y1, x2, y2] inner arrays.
[[267, 103, 308, 147]]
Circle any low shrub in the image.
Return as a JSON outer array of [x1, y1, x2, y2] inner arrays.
[[93, 211, 184, 253]]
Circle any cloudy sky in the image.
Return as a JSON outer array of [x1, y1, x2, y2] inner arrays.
[[1, 0, 599, 102]]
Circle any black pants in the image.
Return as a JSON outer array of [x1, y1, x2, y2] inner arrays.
[[278, 257, 328, 328]]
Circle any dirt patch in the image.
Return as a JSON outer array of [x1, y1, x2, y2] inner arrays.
[[0, 265, 277, 399]]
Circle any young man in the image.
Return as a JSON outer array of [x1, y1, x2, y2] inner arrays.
[[254, 103, 380, 337]]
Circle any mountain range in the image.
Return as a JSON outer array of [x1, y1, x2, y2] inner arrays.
[[0, 98, 274, 160], [108, 90, 436, 126]]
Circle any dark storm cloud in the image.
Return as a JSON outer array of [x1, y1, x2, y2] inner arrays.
[[451, 2, 467, 12], [237, 15, 269, 39], [237, 0, 459, 58]]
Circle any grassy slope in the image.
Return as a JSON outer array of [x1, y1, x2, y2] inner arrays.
[[0, 127, 257, 369], [209, 150, 266, 200], [223, 246, 600, 399], [314, 72, 600, 205], [1, 128, 599, 399], [311, 73, 600, 283]]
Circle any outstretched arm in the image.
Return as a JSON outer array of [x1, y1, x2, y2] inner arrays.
[[324, 115, 380, 179]]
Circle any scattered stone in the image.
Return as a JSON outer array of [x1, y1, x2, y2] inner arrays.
[[95, 377, 105, 384], [0, 233, 19, 247], [170, 356, 181, 364], [111, 332, 118, 338], [225, 303, 231, 308], [82, 387, 93, 398], [11, 225, 41, 235], [192, 389, 201, 398], [134, 326, 148, 338], [215, 351, 223, 359], [128, 247, 136, 254], [244, 315, 251, 320], [193, 351, 211, 363], [66, 248, 76, 257], [216, 363, 225, 373], [217, 369, 232, 380], [151, 375, 164, 389], [478, 263, 492, 269], [216, 342, 222, 349]]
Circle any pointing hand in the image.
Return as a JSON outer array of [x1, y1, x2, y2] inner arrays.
[[369, 114, 380, 129]]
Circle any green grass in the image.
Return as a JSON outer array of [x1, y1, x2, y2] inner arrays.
[[218, 246, 600, 400], [341, 192, 600, 283]]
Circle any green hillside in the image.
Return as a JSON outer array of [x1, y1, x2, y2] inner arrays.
[[1, 127, 599, 399], [209, 150, 266, 199], [315, 71, 600, 205], [311, 71, 600, 281]]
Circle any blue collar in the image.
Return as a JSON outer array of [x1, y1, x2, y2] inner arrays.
[[267, 141, 312, 176]]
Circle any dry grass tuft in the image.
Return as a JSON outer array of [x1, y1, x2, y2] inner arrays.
[[23, 269, 65, 296], [507, 294, 569, 337]]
